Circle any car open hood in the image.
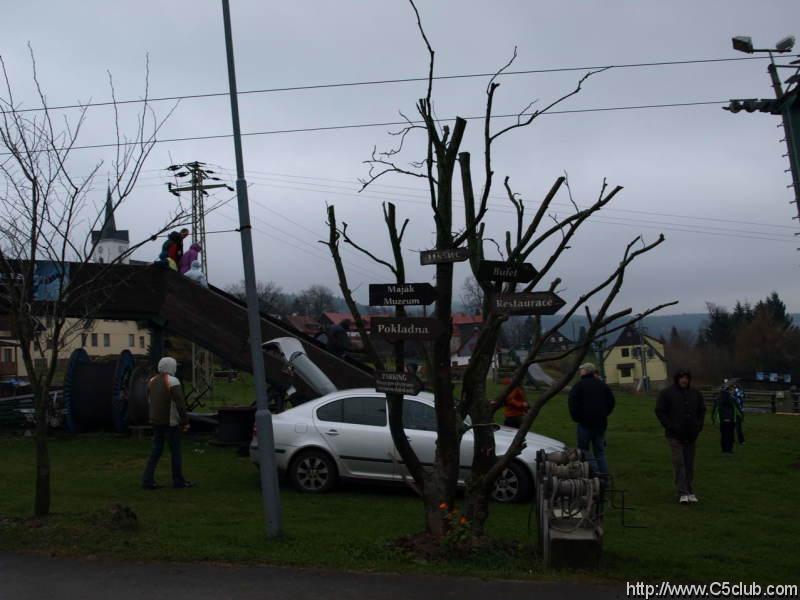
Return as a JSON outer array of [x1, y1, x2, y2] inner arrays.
[[492, 426, 565, 453]]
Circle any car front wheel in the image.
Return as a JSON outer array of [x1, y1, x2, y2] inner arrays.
[[289, 449, 338, 493], [491, 461, 532, 503]]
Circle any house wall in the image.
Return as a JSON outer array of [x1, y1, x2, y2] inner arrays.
[[15, 318, 150, 377], [604, 337, 667, 386]]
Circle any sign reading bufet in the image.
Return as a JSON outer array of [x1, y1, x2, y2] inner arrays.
[[478, 260, 537, 283]]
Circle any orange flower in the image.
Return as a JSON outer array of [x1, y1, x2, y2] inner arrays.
[[439, 502, 448, 510], [459, 516, 467, 525]]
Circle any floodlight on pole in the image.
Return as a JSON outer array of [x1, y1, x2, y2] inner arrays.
[[776, 36, 796, 54], [732, 36, 754, 54]]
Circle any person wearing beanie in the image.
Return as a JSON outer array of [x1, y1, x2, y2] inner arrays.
[[656, 368, 706, 505], [568, 362, 615, 478], [141, 356, 193, 490]]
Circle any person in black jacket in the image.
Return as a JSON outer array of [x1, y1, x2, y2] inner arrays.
[[712, 383, 743, 455], [655, 368, 706, 505], [568, 362, 615, 477]]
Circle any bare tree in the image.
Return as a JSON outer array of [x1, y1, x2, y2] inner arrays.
[[323, 1, 676, 540], [459, 276, 483, 316], [0, 49, 188, 516], [226, 280, 289, 316], [294, 284, 335, 317]]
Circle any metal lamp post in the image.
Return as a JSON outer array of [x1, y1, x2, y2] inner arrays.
[[220, 0, 283, 537]]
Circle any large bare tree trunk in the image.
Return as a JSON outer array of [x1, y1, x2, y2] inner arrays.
[[33, 389, 50, 517]]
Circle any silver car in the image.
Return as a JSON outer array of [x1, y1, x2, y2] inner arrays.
[[250, 388, 565, 503]]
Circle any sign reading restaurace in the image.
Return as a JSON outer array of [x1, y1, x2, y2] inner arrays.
[[369, 283, 436, 306], [375, 371, 423, 395], [370, 317, 443, 341], [492, 292, 566, 315], [420, 247, 470, 265], [478, 260, 537, 283]]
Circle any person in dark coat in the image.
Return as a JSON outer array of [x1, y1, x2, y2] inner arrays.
[[655, 368, 706, 504], [568, 362, 615, 477], [327, 319, 352, 357], [713, 383, 743, 455]]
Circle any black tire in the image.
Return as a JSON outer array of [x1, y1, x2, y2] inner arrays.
[[289, 449, 338, 494], [491, 461, 533, 503]]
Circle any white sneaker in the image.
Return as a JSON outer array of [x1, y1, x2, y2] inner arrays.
[[679, 495, 690, 504], [688, 494, 699, 503]]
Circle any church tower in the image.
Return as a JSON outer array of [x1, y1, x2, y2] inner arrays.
[[91, 187, 130, 264]]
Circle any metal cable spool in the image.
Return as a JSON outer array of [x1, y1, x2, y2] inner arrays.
[[63, 349, 135, 433], [546, 461, 591, 480]]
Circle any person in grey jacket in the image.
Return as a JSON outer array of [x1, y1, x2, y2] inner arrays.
[[655, 368, 706, 505], [141, 357, 193, 490]]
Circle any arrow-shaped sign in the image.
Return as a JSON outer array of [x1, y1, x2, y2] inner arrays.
[[420, 247, 470, 265], [370, 317, 443, 341], [375, 370, 423, 395], [369, 283, 437, 306], [478, 260, 538, 283], [492, 291, 566, 315]]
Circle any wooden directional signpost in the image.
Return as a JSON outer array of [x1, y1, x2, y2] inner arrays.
[[369, 283, 436, 306], [375, 370, 423, 395], [478, 260, 538, 283], [492, 291, 566, 316], [420, 247, 470, 265], [370, 317, 443, 341]]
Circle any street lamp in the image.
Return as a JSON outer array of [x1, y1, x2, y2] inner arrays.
[[731, 34, 795, 54]]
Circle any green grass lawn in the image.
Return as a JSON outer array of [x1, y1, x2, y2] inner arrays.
[[0, 390, 798, 584]]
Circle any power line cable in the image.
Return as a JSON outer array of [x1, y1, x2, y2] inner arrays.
[[0, 100, 734, 156], [241, 179, 796, 243], [3, 55, 788, 114], [230, 168, 797, 232]]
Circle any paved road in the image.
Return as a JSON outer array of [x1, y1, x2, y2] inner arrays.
[[1, 553, 624, 600]]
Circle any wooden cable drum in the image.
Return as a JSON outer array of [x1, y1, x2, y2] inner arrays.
[[63, 349, 135, 433]]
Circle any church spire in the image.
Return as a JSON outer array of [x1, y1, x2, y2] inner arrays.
[[102, 185, 116, 235]]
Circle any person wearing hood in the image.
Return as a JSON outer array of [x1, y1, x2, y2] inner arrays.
[[179, 242, 202, 274], [185, 260, 208, 287], [141, 357, 193, 490], [568, 362, 615, 477], [656, 368, 706, 504]]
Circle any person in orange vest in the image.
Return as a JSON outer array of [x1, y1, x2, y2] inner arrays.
[[502, 378, 529, 428]]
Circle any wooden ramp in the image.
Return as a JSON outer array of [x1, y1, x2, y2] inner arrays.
[[26, 263, 375, 391]]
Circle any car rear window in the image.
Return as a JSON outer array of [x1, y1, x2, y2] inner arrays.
[[343, 397, 387, 427], [316, 397, 387, 427], [403, 399, 437, 431], [316, 399, 343, 422]]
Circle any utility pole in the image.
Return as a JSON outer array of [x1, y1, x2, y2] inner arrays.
[[167, 161, 233, 400], [725, 35, 800, 231], [167, 161, 232, 275], [220, 0, 283, 537]]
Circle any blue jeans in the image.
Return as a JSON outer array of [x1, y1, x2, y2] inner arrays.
[[142, 425, 185, 486], [576, 424, 609, 476]]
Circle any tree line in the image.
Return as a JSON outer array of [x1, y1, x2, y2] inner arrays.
[[667, 292, 798, 383]]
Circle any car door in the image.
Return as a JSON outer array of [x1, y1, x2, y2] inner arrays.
[[313, 395, 395, 480], [394, 399, 437, 477]]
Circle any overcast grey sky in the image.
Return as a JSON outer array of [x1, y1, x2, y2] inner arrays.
[[3, 1, 800, 314]]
